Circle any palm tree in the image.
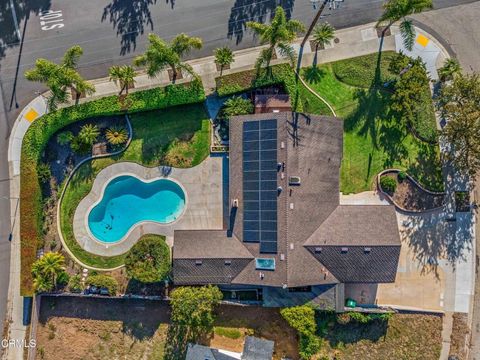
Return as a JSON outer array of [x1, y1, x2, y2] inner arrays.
[[109, 65, 137, 95], [438, 58, 462, 82], [78, 124, 100, 146], [31, 252, 65, 292], [214, 47, 234, 76], [376, 0, 433, 51], [246, 6, 305, 72], [25, 45, 95, 109], [134, 33, 202, 83], [311, 22, 335, 61]]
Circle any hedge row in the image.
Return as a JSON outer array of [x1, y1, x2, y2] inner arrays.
[[20, 80, 205, 296], [216, 64, 303, 111]]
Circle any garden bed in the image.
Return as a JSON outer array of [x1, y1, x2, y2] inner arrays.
[[378, 170, 445, 212], [20, 81, 205, 295], [58, 104, 211, 270]]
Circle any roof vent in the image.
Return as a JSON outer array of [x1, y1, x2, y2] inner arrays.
[[224, 260, 232, 265], [281, 141, 285, 149], [315, 247, 322, 254], [232, 199, 239, 208], [289, 176, 301, 186], [280, 253, 285, 261], [364, 247, 371, 254], [341, 247, 348, 253], [195, 260, 203, 265]]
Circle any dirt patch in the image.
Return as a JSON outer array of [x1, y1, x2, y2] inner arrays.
[[36, 297, 298, 360], [449, 313, 470, 360], [209, 305, 299, 360], [383, 173, 444, 211], [317, 313, 442, 360]]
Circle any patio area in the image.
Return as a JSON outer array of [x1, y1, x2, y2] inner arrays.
[[69, 156, 223, 256]]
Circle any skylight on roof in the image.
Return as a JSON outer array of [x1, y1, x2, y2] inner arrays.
[[255, 258, 275, 271]]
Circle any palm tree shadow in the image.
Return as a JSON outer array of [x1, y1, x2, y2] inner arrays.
[[303, 66, 326, 84], [343, 48, 409, 164], [227, 0, 295, 45], [101, 0, 158, 56]]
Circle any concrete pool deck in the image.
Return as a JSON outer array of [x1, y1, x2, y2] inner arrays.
[[72, 157, 223, 256]]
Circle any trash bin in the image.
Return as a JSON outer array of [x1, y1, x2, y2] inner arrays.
[[345, 298, 356, 308]]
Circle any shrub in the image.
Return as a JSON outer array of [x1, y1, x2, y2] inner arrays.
[[56, 131, 73, 145], [299, 333, 321, 360], [380, 176, 397, 194], [78, 124, 100, 146], [336, 312, 351, 325], [37, 163, 51, 184], [56, 271, 70, 286], [281, 305, 317, 335], [68, 274, 83, 293], [125, 234, 170, 283], [216, 64, 303, 111], [70, 136, 90, 154], [105, 126, 128, 145], [347, 311, 370, 324], [86, 274, 118, 295], [223, 96, 254, 118], [20, 80, 205, 296], [281, 305, 320, 360], [397, 171, 407, 182]]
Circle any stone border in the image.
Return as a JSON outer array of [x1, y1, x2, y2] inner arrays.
[[377, 168, 446, 214], [56, 115, 133, 271], [81, 172, 188, 247]]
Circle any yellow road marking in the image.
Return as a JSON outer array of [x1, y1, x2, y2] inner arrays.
[[416, 34, 430, 47], [24, 108, 39, 122]]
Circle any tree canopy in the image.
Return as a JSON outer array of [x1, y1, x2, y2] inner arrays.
[[389, 54, 431, 132], [440, 73, 480, 178], [170, 285, 222, 338], [125, 235, 171, 283]]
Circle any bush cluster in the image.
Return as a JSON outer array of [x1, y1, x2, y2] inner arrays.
[[380, 176, 397, 194], [336, 311, 393, 325], [86, 274, 119, 295], [125, 235, 171, 283], [215, 64, 303, 112], [20, 80, 205, 296], [281, 305, 321, 360]]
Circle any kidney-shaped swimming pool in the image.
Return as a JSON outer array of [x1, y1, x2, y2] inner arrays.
[[87, 175, 186, 243]]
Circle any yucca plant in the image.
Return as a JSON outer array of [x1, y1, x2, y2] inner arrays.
[[105, 126, 129, 145], [214, 47, 234, 76]]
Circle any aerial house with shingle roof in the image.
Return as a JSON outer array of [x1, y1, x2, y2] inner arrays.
[[172, 112, 401, 310]]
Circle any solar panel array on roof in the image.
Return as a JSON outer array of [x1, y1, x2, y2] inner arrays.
[[242, 119, 278, 254]]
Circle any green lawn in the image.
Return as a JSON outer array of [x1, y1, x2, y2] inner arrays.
[[301, 53, 443, 194], [60, 103, 210, 269]]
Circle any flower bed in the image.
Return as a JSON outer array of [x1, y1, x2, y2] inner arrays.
[[377, 169, 445, 213]]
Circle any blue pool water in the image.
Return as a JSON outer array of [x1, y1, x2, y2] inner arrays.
[[88, 176, 185, 243]]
